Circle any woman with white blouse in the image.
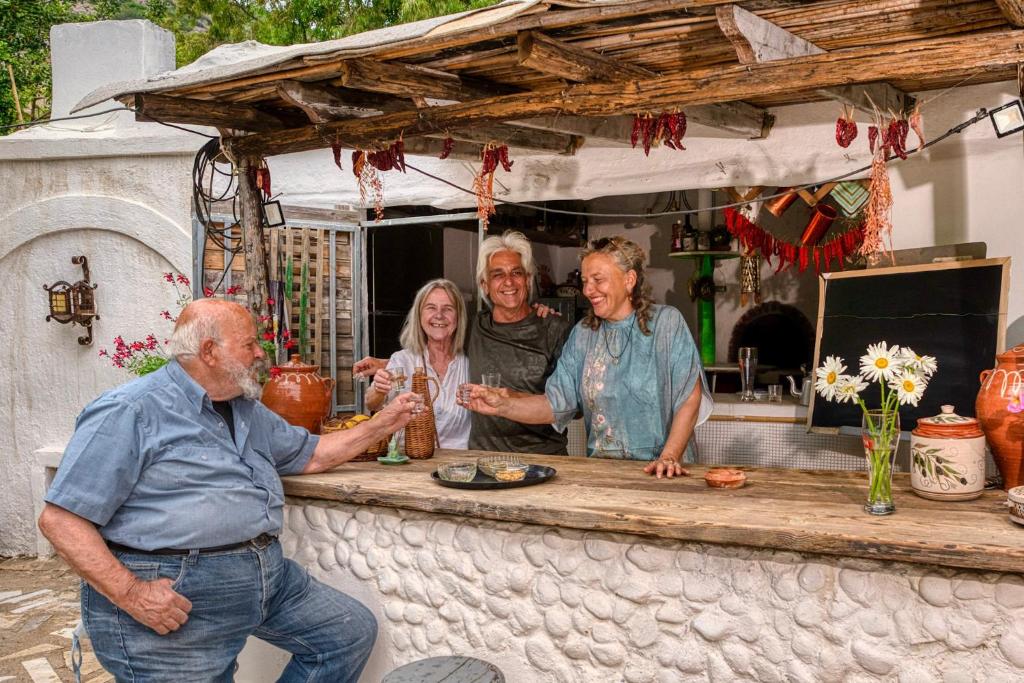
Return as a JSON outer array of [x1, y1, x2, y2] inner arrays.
[[363, 279, 470, 449]]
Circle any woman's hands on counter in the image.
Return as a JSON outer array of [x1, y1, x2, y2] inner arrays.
[[643, 457, 690, 479]]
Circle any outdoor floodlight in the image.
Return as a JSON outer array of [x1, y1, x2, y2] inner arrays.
[[989, 100, 1024, 138], [263, 200, 286, 227]]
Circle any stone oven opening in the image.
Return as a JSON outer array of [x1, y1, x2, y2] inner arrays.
[[727, 302, 816, 385]]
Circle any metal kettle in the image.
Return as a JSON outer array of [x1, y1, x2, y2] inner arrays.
[[786, 370, 812, 406]]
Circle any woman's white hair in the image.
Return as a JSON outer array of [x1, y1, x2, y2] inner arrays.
[[399, 279, 467, 357], [167, 314, 222, 358], [476, 231, 535, 307]]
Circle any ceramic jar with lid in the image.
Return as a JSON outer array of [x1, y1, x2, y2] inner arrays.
[[910, 405, 986, 501], [1008, 486, 1024, 526]]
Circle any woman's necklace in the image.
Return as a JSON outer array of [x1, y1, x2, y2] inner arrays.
[[602, 319, 634, 365]]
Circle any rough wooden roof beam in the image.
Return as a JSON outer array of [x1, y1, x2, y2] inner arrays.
[[434, 124, 581, 154], [516, 30, 657, 82], [716, 4, 909, 115], [130, 93, 297, 133], [514, 29, 771, 139], [995, 0, 1024, 26], [333, 58, 510, 101], [276, 80, 388, 121], [226, 28, 1024, 158]]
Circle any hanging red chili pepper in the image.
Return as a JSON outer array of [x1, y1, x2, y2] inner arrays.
[[835, 109, 858, 148], [439, 137, 455, 160], [331, 142, 343, 171]]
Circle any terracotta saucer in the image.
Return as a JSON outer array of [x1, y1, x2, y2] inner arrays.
[[704, 468, 747, 489]]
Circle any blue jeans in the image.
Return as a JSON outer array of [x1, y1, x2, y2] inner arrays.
[[83, 540, 377, 683]]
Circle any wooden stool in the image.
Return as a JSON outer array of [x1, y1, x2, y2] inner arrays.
[[382, 656, 504, 683]]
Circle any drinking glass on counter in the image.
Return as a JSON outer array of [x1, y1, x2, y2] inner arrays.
[[738, 347, 758, 402], [767, 384, 783, 403]]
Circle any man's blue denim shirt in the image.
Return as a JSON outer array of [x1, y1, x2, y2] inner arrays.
[[46, 360, 319, 550]]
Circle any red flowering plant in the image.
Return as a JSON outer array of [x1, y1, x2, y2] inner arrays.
[[100, 273, 243, 376]]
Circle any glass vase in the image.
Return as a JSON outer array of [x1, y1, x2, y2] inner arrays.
[[862, 409, 900, 515]]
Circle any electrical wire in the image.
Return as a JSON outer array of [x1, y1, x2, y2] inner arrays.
[[401, 107, 992, 219]]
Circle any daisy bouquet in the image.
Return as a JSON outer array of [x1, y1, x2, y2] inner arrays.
[[815, 342, 937, 514]]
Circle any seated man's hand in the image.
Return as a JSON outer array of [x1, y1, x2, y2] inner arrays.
[[373, 392, 417, 432], [353, 356, 387, 381], [122, 577, 192, 635]]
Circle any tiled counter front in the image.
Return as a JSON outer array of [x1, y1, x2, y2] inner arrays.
[[281, 499, 1024, 683]]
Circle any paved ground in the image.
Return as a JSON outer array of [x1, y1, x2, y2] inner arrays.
[[0, 557, 109, 683]]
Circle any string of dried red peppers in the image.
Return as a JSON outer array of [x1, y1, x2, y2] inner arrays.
[[253, 159, 272, 200], [473, 143, 513, 227], [630, 112, 687, 155], [350, 138, 407, 222], [724, 207, 864, 275]]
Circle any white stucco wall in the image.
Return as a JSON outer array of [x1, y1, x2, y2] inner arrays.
[[269, 500, 1024, 683], [0, 20, 200, 556]]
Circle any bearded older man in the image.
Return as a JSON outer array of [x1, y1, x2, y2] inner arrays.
[[39, 299, 416, 683]]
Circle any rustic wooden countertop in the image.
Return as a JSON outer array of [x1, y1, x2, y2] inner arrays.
[[282, 450, 1024, 574]]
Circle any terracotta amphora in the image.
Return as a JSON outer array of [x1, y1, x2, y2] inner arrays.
[[977, 345, 1024, 490], [261, 354, 335, 434]]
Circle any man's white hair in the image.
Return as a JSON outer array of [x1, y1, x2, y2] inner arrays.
[[475, 231, 535, 307], [167, 315, 222, 358]]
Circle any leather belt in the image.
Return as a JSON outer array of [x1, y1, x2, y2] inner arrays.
[[106, 533, 277, 556]]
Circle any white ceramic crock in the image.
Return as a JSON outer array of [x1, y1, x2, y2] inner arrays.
[[910, 405, 986, 501]]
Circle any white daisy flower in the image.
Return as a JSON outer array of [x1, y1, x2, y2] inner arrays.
[[815, 355, 847, 401], [860, 342, 901, 382], [891, 369, 926, 406], [898, 347, 938, 377], [835, 375, 868, 404]]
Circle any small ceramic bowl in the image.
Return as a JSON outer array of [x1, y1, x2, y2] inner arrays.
[[494, 463, 529, 482], [437, 462, 477, 483], [478, 454, 524, 478], [1008, 486, 1024, 526], [704, 468, 747, 489]]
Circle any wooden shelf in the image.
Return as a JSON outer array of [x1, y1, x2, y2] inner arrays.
[[669, 251, 741, 260]]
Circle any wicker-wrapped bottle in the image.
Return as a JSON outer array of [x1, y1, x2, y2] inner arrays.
[[404, 366, 439, 458]]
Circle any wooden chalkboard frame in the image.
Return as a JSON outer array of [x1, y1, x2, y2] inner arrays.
[[807, 257, 1010, 433]]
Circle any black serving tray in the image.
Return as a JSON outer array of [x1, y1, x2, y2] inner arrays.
[[431, 464, 557, 490]]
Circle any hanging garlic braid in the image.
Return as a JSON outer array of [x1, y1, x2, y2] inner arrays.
[[580, 236, 655, 335]]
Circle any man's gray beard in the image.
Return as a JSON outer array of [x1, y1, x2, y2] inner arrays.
[[225, 357, 262, 400]]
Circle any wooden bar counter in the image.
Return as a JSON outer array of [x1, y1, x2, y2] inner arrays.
[[284, 450, 1021, 574], [264, 451, 1024, 682]]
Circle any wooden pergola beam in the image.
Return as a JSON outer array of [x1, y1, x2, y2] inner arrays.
[[516, 30, 656, 82], [715, 4, 909, 115], [130, 93, 296, 132], [227, 28, 1024, 158], [276, 81, 390, 121], [514, 29, 771, 139], [333, 58, 510, 102], [436, 124, 580, 154], [995, 0, 1024, 26]]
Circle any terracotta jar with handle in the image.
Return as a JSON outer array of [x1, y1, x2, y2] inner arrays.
[[977, 345, 1024, 490], [910, 405, 986, 501], [261, 354, 335, 434], [404, 366, 439, 459]]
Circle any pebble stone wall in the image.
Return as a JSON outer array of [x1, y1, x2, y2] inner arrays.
[[281, 500, 1024, 683]]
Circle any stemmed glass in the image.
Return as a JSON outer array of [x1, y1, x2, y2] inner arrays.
[[738, 347, 758, 402]]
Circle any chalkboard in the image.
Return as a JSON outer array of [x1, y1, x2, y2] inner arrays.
[[808, 258, 1009, 432]]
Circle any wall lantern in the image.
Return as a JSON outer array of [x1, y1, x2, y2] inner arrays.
[[989, 100, 1024, 138], [263, 200, 286, 227], [43, 255, 99, 345]]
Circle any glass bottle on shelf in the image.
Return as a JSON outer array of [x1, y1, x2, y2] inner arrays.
[[696, 228, 711, 252], [671, 221, 683, 252], [681, 215, 697, 251]]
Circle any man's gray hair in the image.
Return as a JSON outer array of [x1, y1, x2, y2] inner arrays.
[[476, 231, 535, 306], [167, 315, 222, 358]]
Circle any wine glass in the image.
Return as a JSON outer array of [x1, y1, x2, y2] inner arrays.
[[738, 347, 758, 402]]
